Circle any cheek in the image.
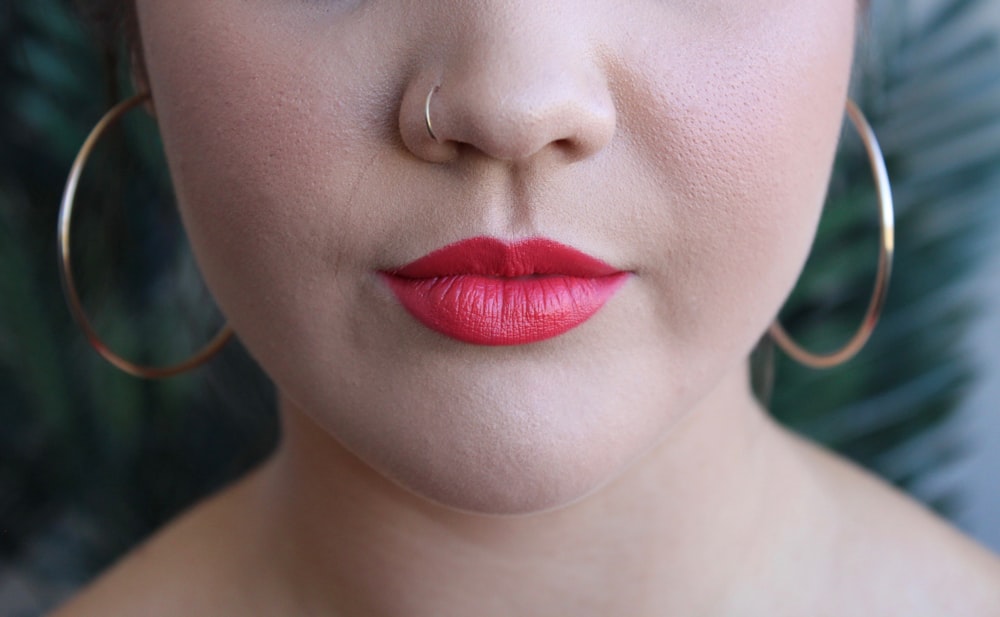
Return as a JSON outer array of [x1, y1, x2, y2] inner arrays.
[[137, 2, 399, 356], [618, 3, 854, 355], [134, 0, 856, 515]]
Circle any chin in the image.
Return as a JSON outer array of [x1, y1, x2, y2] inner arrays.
[[375, 438, 626, 516], [301, 370, 668, 517], [268, 307, 704, 518]]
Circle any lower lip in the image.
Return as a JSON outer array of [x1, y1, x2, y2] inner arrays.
[[380, 273, 629, 345]]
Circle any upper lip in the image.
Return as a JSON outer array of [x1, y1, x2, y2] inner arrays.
[[385, 237, 622, 278]]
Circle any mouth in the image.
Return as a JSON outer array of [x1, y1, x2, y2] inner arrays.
[[379, 237, 630, 345]]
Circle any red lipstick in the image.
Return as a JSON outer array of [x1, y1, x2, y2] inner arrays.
[[379, 237, 629, 345]]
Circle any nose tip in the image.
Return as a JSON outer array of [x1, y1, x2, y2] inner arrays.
[[400, 50, 616, 166], [439, 83, 616, 163]]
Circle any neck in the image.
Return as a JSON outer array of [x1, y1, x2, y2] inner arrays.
[[247, 364, 826, 616]]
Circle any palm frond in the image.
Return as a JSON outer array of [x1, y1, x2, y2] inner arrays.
[[771, 0, 1000, 514]]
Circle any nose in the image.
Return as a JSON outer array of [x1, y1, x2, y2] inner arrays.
[[399, 7, 617, 166]]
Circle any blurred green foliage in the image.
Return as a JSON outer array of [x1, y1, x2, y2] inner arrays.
[[2, 0, 1000, 612], [771, 0, 1000, 514], [1, 0, 277, 607]]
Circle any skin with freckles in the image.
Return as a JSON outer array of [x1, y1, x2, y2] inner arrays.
[[53, 1, 1000, 615]]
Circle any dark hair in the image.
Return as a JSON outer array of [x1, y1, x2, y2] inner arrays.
[[73, 0, 143, 97], [74, 0, 135, 47]]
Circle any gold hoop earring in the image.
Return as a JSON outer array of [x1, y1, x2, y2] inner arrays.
[[769, 99, 895, 369], [58, 92, 233, 379], [425, 85, 440, 142]]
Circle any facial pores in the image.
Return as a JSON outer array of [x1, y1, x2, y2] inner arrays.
[[136, 0, 855, 513]]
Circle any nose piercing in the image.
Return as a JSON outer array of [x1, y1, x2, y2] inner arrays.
[[425, 85, 440, 142]]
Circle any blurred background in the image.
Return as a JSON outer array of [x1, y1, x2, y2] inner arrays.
[[2, 0, 1000, 614]]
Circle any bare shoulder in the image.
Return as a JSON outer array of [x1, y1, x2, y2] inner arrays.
[[789, 432, 1000, 616], [47, 471, 272, 617]]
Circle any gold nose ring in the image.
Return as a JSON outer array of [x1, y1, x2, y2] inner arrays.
[[425, 85, 440, 142]]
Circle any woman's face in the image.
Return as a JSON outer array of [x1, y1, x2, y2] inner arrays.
[[136, 0, 855, 514]]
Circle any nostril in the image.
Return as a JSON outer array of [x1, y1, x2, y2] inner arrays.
[[399, 80, 461, 165], [400, 53, 616, 166], [555, 136, 594, 162]]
